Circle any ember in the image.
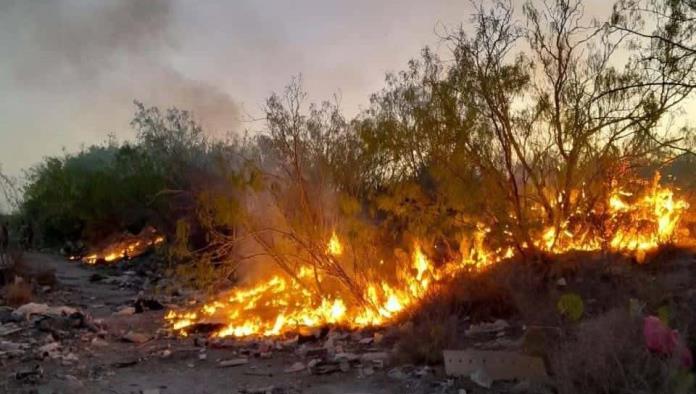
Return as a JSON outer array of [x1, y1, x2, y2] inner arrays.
[[166, 175, 689, 338]]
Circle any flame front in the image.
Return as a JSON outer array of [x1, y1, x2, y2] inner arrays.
[[80, 227, 165, 265], [166, 175, 690, 338]]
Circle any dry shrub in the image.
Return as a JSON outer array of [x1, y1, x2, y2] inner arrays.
[[4, 279, 32, 306], [392, 312, 459, 365], [392, 271, 518, 364], [551, 308, 685, 394]]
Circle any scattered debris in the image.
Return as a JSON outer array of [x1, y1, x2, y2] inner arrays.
[[134, 298, 164, 313], [0, 322, 23, 336], [122, 331, 150, 344], [219, 357, 249, 367], [465, 320, 509, 336], [470, 368, 493, 389], [114, 306, 136, 316], [284, 361, 305, 373], [387, 367, 408, 380], [15, 365, 43, 383], [443, 350, 547, 381], [111, 359, 140, 368], [13, 303, 78, 319], [359, 351, 389, 364]]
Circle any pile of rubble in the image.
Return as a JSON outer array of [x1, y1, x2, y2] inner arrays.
[[0, 302, 106, 385]]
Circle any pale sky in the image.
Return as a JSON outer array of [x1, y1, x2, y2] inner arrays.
[[0, 0, 614, 181]]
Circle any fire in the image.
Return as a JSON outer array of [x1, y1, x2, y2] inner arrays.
[[538, 174, 689, 255], [80, 226, 165, 265], [166, 174, 690, 338], [327, 231, 343, 256]]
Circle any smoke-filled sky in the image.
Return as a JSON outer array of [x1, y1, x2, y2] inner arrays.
[[0, 0, 614, 179]]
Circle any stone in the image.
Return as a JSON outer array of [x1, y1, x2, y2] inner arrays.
[[0, 323, 23, 336], [219, 357, 249, 367], [122, 331, 150, 344], [470, 368, 493, 389], [284, 361, 305, 373], [334, 352, 359, 362], [465, 320, 509, 336], [359, 352, 389, 363], [114, 306, 136, 316]]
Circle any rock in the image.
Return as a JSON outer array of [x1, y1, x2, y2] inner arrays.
[[0, 307, 22, 324], [556, 278, 567, 286], [339, 359, 350, 372], [37, 341, 61, 357], [15, 365, 43, 383], [359, 352, 389, 363], [0, 339, 28, 357], [415, 365, 431, 377], [0, 322, 23, 336], [122, 331, 150, 344], [14, 303, 78, 319], [114, 306, 136, 316], [133, 299, 164, 313], [141, 389, 160, 394], [465, 319, 509, 336], [298, 346, 327, 359], [458, 390, 467, 394], [359, 365, 374, 377], [387, 367, 408, 380], [470, 368, 493, 389], [284, 361, 305, 373], [90, 337, 108, 347], [218, 357, 249, 367], [334, 352, 359, 362], [372, 359, 385, 369], [310, 361, 342, 375], [359, 337, 374, 345]]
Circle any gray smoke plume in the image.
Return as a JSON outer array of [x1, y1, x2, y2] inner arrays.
[[0, 0, 241, 175]]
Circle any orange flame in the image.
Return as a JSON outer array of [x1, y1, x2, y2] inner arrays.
[[166, 174, 689, 337]]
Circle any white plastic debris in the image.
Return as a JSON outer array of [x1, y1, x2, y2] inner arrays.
[[470, 368, 493, 389]]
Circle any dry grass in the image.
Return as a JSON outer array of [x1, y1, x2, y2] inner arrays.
[[4, 278, 33, 306], [550, 308, 688, 394]]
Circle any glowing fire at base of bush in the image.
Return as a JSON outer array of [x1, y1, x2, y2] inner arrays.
[[165, 176, 690, 338], [78, 226, 165, 265]]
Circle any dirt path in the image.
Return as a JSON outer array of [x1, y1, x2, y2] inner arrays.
[[2, 253, 429, 394]]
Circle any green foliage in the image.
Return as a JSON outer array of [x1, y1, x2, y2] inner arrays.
[[557, 293, 585, 322], [22, 142, 167, 244], [658, 305, 672, 326]]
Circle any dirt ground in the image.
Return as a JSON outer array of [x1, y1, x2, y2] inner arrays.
[[0, 253, 459, 394], [6, 249, 692, 394]]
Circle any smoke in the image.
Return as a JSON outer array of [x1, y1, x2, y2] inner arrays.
[[0, 0, 241, 175]]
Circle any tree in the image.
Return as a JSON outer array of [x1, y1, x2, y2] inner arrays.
[[431, 0, 696, 253]]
